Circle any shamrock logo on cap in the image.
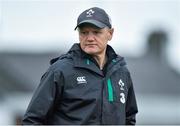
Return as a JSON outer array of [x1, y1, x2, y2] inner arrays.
[[86, 9, 95, 17]]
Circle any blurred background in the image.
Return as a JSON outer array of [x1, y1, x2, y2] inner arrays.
[[0, 0, 180, 124]]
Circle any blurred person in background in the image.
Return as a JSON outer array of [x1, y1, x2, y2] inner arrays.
[[22, 7, 138, 125]]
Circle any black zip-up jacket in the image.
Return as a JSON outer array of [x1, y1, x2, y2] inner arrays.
[[23, 43, 138, 125]]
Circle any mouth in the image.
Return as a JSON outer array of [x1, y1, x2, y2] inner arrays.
[[85, 43, 97, 46]]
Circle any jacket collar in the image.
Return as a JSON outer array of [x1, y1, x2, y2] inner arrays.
[[68, 43, 126, 77], [68, 43, 118, 62], [67, 44, 102, 76]]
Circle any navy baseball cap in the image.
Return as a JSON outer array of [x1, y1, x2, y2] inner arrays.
[[74, 7, 112, 30]]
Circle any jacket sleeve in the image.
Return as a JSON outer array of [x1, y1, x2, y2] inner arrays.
[[22, 69, 63, 124], [125, 72, 138, 125]]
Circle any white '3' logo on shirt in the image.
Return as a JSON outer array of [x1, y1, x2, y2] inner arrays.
[[118, 79, 126, 104]]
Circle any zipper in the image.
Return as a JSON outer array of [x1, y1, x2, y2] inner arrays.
[[86, 59, 90, 65], [107, 78, 114, 102]]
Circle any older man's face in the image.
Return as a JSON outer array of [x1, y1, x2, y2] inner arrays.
[[78, 24, 114, 56]]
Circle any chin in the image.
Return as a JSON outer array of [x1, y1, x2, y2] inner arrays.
[[84, 50, 98, 55]]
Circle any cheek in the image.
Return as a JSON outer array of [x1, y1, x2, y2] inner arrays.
[[79, 36, 82, 41], [99, 37, 108, 46], [79, 36, 87, 43], [79, 41, 87, 52], [97, 42, 108, 51]]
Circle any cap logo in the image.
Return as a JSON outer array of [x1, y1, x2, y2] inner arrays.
[[86, 9, 95, 17]]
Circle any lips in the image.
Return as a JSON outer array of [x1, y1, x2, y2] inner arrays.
[[85, 44, 97, 46]]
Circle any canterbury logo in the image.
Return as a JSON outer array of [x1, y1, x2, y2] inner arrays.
[[77, 76, 87, 84]]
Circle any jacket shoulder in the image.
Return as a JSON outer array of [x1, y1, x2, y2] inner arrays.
[[48, 53, 73, 72], [50, 53, 72, 65], [117, 56, 131, 74]]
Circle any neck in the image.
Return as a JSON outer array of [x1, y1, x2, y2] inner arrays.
[[93, 51, 107, 70]]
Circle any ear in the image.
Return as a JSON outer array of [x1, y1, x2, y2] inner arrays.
[[108, 28, 114, 41]]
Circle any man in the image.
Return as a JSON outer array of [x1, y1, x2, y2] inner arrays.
[[23, 7, 138, 125]]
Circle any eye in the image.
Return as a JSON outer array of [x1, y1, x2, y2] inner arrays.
[[93, 31, 101, 35], [80, 31, 88, 35]]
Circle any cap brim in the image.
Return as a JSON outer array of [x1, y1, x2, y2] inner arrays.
[[74, 19, 107, 30]]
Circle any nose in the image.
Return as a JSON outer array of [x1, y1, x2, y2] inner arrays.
[[86, 32, 95, 42]]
